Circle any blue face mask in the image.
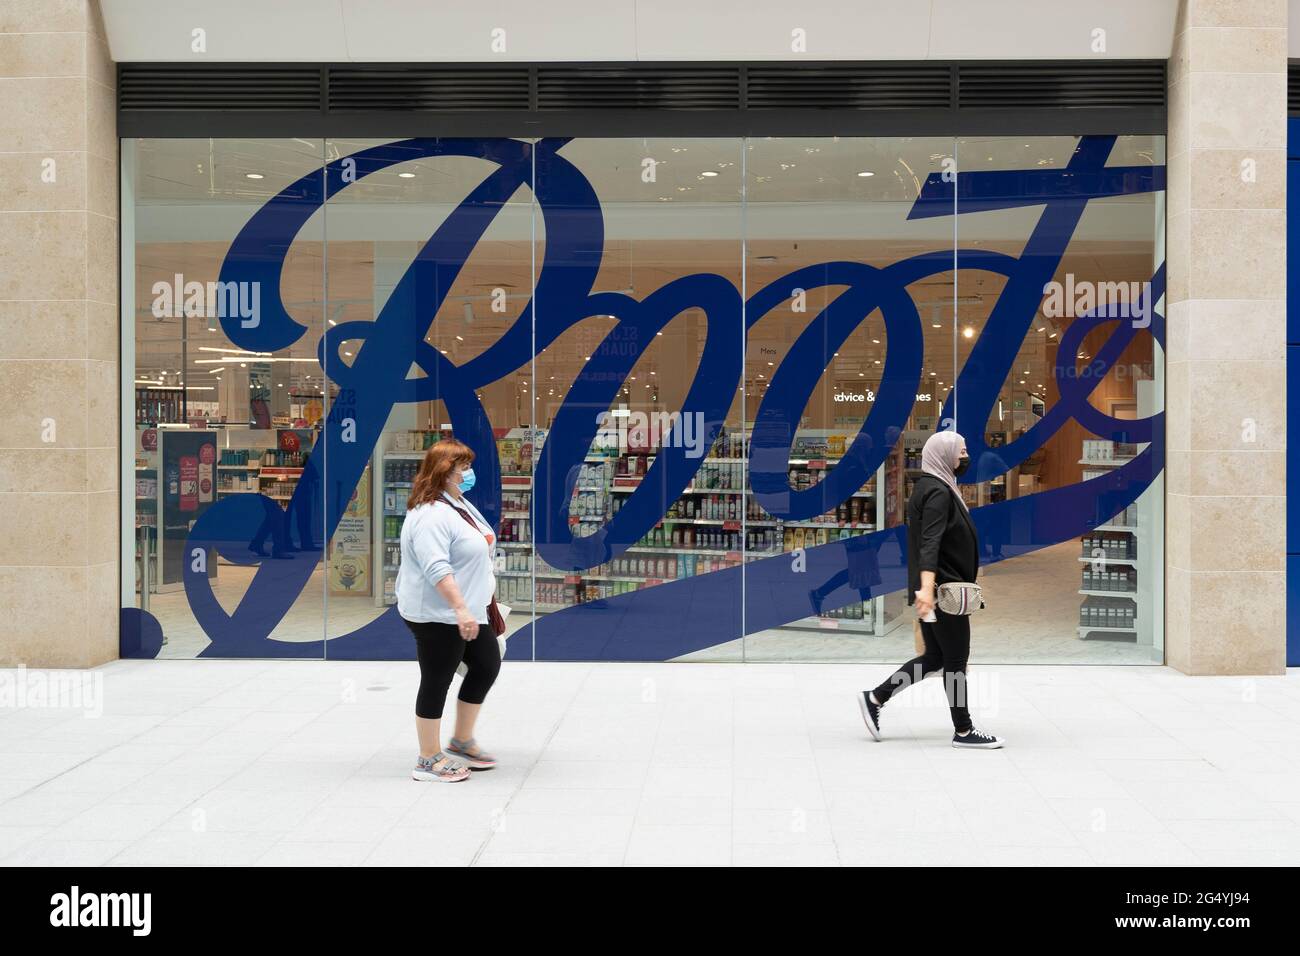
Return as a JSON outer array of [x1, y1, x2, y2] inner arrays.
[[457, 466, 476, 493]]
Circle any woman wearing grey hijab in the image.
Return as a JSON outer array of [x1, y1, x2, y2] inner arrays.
[[857, 430, 1004, 749]]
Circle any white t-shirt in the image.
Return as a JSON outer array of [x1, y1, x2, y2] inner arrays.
[[395, 492, 497, 625]]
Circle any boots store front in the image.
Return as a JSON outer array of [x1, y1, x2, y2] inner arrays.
[[119, 62, 1167, 664]]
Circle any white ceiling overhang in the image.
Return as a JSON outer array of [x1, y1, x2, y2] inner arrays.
[[100, 0, 1181, 63]]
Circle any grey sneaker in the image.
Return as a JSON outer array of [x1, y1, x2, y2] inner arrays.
[[447, 736, 497, 770], [412, 751, 470, 782]]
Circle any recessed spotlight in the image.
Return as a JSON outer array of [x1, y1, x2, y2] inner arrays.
[[856, 171, 875, 178], [397, 172, 415, 179], [700, 170, 719, 178], [245, 173, 264, 180]]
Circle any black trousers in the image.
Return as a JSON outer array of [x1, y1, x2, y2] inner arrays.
[[403, 618, 501, 720], [871, 606, 972, 733]]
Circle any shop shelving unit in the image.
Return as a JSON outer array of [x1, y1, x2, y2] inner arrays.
[[373, 427, 923, 636], [1077, 439, 1140, 640]]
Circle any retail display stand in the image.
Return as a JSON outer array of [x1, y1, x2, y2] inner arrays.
[[1077, 438, 1140, 640]]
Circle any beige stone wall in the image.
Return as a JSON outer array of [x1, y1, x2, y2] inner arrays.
[[0, 0, 118, 667], [1166, 0, 1288, 674]]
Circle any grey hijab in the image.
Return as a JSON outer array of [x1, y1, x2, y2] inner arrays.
[[920, 430, 969, 513]]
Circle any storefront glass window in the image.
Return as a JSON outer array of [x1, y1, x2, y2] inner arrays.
[[123, 133, 1165, 663]]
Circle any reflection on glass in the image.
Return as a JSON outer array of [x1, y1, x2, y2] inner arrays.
[[128, 138, 326, 659]]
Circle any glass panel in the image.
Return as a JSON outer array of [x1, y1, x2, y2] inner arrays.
[[531, 138, 745, 660], [951, 133, 1165, 663], [742, 136, 956, 660], [321, 138, 537, 658], [125, 138, 327, 659]]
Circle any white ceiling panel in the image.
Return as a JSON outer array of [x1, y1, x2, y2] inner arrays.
[[101, 0, 1181, 63], [929, 0, 1180, 60], [101, 0, 350, 61]]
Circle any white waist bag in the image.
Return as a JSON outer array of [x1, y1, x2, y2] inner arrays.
[[936, 582, 985, 616]]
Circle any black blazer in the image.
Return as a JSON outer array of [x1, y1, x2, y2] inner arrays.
[[906, 474, 980, 605]]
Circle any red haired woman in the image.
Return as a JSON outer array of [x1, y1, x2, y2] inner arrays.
[[395, 439, 501, 782]]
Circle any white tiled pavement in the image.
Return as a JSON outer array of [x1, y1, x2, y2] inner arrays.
[[1, 660, 1298, 866]]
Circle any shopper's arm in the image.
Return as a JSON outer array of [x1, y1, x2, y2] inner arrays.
[[914, 488, 948, 611], [435, 574, 479, 640], [915, 572, 935, 616]]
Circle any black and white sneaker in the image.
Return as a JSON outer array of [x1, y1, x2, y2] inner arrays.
[[857, 691, 883, 741], [952, 726, 1004, 749]]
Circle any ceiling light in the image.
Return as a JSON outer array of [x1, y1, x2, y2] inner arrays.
[[856, 171, 875, 178], [700, 170, 719, 177], [398, 172, 415, 179], [962, 327, 974, 338], [245, 173, 264, 180]]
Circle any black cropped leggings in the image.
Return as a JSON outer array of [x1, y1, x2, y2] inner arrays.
[[871, 606, 972, 733], [403, 618, 501, 720]]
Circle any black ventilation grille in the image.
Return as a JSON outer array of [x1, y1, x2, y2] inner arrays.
[[329, 66, 531, 111], [118, 61, 1167, 136], [959, 63, 1166, 109], [1289, 61, 1300, 114], [118, 66, 321, 111], [537, 66, 740, 110], [746, 64, 951, 109]]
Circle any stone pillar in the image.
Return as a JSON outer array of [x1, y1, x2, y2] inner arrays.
[[0, 1, 118, 667], [1165, 0, 1287, 674]]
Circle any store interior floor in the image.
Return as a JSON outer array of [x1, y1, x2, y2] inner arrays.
[[145, 540, 1158, 664], [1, 659, 1295, 866]]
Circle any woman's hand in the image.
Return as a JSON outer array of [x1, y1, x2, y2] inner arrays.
[[454, 606, 479, 641], [914, 586, 936, 619]]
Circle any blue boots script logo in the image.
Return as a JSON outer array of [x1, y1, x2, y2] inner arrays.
[[121, 135, 1165, 660]]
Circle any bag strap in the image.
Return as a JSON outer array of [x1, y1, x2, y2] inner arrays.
[[438, 497, 480, 532]]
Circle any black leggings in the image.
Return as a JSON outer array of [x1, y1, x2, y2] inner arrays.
[[871, 606, 972, 732], [403, 618, 501, 720]]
